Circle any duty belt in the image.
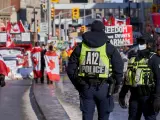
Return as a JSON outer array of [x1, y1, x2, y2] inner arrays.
[[80, 77, 107, 85]]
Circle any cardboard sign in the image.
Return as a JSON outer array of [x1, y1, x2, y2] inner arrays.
[[105, 25, 133, 46]]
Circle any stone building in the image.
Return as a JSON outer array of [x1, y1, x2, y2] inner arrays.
[[0, 0, 20, 25], [20, 0, 41, 32]]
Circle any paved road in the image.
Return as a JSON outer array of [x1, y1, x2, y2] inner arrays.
[[0, 80, 38, 120], [56, 75, 160, 120]]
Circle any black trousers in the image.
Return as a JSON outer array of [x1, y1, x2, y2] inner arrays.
[[79, 83, 114, 120], [129, 96, 158, 120], [41, 66, 45, 83]]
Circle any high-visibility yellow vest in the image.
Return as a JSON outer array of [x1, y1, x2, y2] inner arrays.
[[78, 43, 110, 78], [125, 57, 153, 87]]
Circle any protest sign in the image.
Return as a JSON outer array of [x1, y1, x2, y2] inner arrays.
[[105, 25, 133, 46]]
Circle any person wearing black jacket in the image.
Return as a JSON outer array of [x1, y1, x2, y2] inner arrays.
[[148, 35, 160, 113], [41, 44, 46, 84], [67, 20, 124, 120], [119, 37, 158, 120], [142, 23, 158, 52]]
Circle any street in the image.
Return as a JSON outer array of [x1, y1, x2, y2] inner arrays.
[[55, 75, 160, 120], [0, 79, 38, 120], [0, 0, 160, 120], [0, 77, 160, 120]]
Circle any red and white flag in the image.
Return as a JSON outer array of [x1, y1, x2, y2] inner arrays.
[[6, 21, 11, 33], [103, 16, 115, 26], [0, 55, 10, 76], [31, 47, 42, 78], [6, 33, 15, 48], [17, 20, 26, 32], [6, 20, 26, 33], [103, 17, 130, 26], [115, 17, 130, 26], [44, 51, 60, 81]]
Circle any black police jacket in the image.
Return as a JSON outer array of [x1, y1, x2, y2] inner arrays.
[[41, 49, 47, 69], [149, 53, 160, 98], [67, 31, 124, 90]]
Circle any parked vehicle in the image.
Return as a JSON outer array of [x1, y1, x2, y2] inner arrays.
[[0, 47, 28, 79]]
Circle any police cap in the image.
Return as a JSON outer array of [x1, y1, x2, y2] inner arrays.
[[136, 37, 146, 45]]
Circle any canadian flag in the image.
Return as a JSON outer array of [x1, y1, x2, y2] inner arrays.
[[103, 16, 115, 26], [6, 33, 15, 48], [103, 17, 130, 26], [0, 22, 6, 32], [6, 20, 26, 33], [115, 17, 130, 26], [44, 51, 60, 81], [0, 55, 10, 76], [31, 47, 42, 78]]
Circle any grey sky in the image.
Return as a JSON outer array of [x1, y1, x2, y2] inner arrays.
[[111, 0, 123, 2]]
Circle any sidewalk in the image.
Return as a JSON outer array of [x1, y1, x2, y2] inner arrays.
[[32, 81, 70, 120], [33, 74, 160, 120]]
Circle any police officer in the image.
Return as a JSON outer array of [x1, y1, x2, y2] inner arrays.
[[148, 35, 160, 113], [67, 20, 124, 120], [119, 37, 158, 120]]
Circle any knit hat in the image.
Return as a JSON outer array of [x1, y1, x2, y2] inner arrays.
[[91, 20, 105, 32]]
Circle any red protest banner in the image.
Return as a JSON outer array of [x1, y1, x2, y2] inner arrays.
[[105, 25, 133, 46]]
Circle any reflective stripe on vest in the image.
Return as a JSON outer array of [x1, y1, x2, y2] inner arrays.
[[78, 43, 110, 78], [125, 57, 152, 86]]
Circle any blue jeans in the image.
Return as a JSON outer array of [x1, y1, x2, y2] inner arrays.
[[129, 96, 159, 120], [79, 83, 114, 120]]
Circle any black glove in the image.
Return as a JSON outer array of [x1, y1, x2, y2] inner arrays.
[[119, 97, 128, 109], [114, 85, 121, 94], [153, 97, 160, 112]]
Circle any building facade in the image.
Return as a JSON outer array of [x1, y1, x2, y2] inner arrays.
[[0, 0, 20, 25], [20, 0, 41, 32]]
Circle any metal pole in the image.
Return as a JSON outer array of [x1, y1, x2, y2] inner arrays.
[[53, 18, 56, 36], [52, 11, 71, 37], [47, 0, 51, 40], [84, 4, 86, 25], [44, 10, 47, 22], [52, 19, 53, 36], [33, 8, 36, 32], [65, 17, 67, 41], [128, 1, 131, 17], [59, 12, 62, 40], [51, 3, 56, 37], [118, 6, 120, 19]]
